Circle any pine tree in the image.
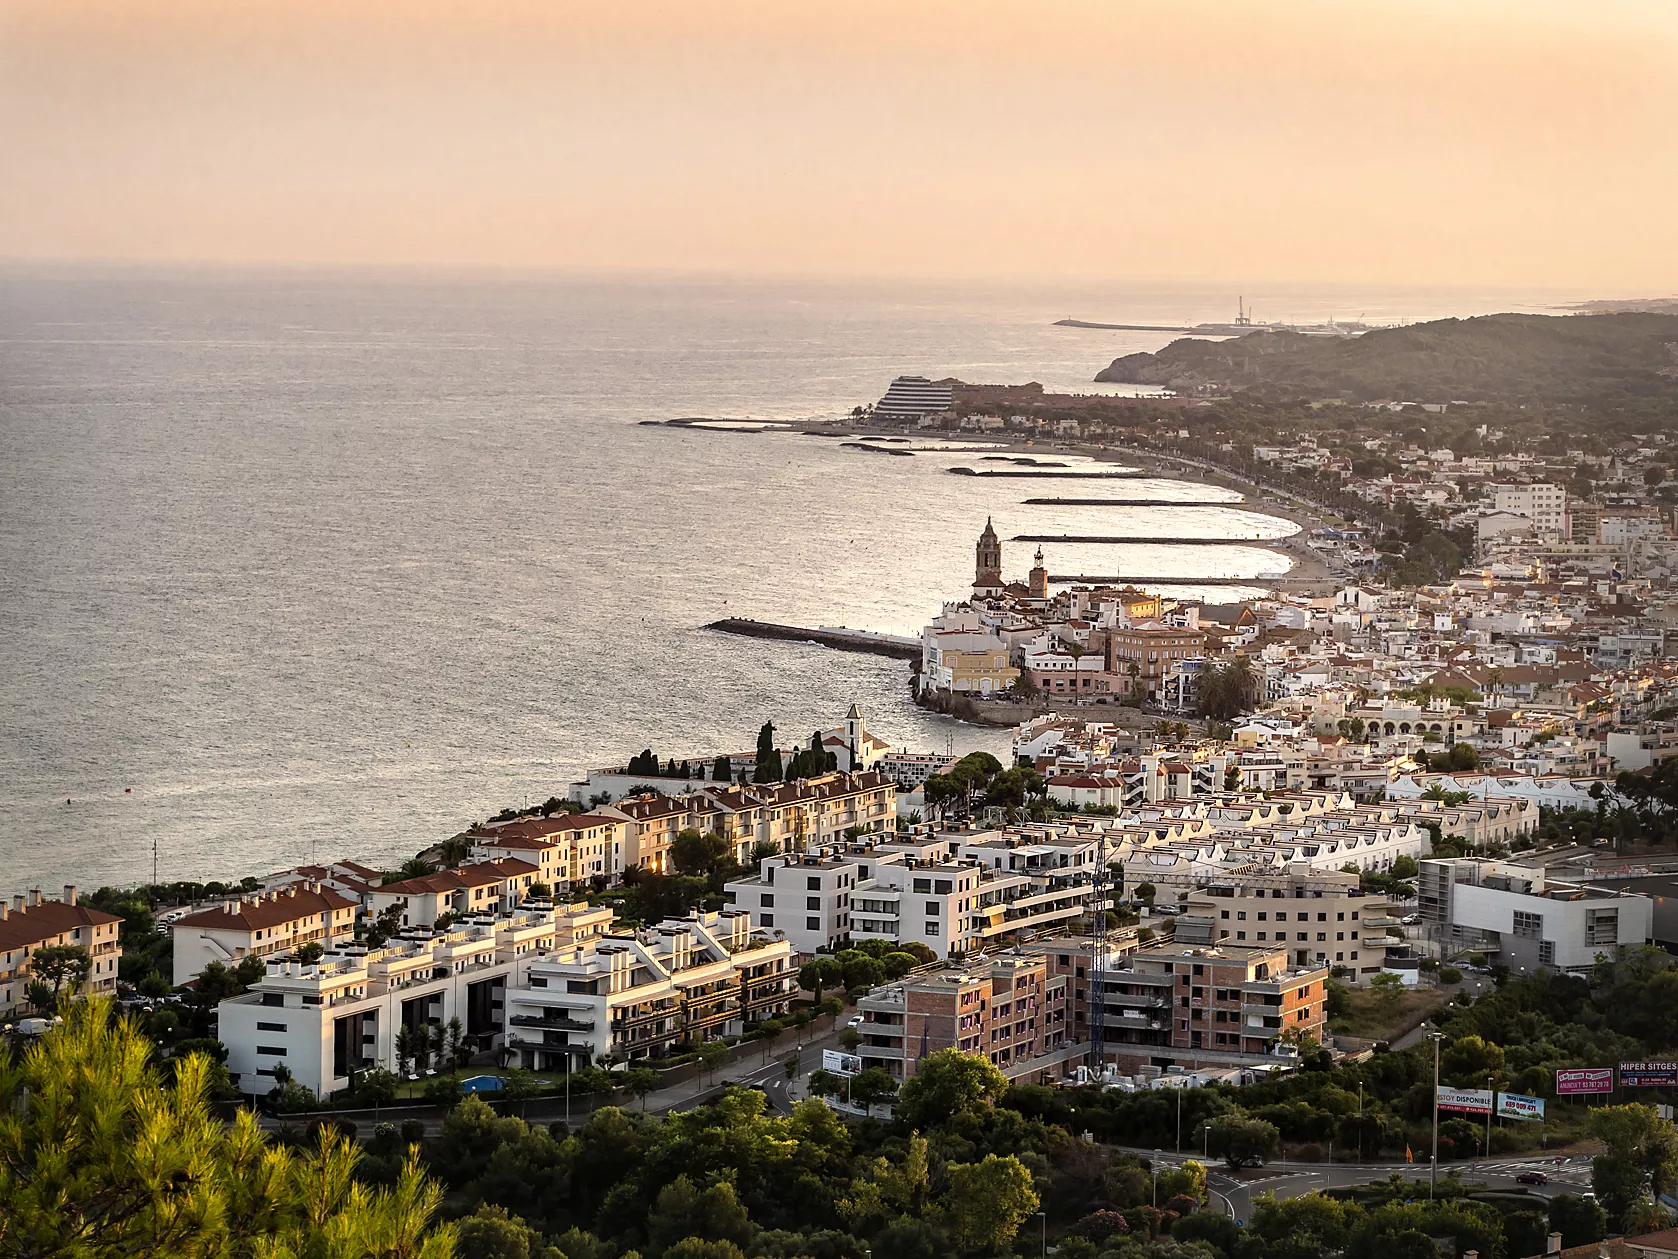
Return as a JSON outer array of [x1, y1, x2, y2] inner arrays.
[[712, 755, 731, 781], [0, 999, 456, 1257]]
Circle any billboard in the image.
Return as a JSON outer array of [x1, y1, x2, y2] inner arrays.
[[822, 1050, 863, 1077], [1620, 1062, 1678, 1088], [1556, 1068, 1614, 1095], [1497, 1092, 1545, 1122], [1436, 1087, 1494, 1114]]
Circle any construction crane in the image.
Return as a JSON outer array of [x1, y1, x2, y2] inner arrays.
[[1089, 835, 1110, 1072]]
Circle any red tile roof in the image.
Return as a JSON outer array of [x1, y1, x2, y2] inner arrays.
[[174, 886, 356, 933], [376, 858, 538, 896], [0, 899, 121, 953]]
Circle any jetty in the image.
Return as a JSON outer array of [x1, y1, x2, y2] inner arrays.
[[1049, 573, 1319, 588], [1023, 496, 1245, 507], [948, 467, 1145, 479], [705, 618, 920, 660], [1012, 534, 1280, 546]]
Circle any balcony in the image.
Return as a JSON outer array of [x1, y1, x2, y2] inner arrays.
[[508, 1013, 595, 1032]]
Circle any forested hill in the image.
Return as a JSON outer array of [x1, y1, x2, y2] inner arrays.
[[1094, 313, 1678, 407]]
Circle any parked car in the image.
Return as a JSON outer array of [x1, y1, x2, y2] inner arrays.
[[846, 1015, 863, 1029], [1516, 1171, 1549, 1185], [1401, 914, 1421, 925]]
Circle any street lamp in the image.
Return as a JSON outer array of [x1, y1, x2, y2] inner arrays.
[[1152, 1149, 1162, 1207], [1426, 1030, 1445, 1199], [1035, 1211, 1047, 1259]]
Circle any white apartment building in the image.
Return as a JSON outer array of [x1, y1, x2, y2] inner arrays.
[[220, 907, 555, 1098], [219, 901, 793, 1098], [1492, 483, 1568, 539], [1418, 858, 1652, 975], [724, 831, 1102, 960], [505, 909, 794, 1070], [172, 884, 360, 983]]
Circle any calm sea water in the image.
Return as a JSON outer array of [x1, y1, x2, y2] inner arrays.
[[0, 267, 1577, 890]]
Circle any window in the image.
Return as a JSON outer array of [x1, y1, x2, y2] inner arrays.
[[925, 901, 940, 915], [914, 878, 930, 893], [1296, 932, 1307, 942], [935, 879, 952, 894], [807, 897, 820, 910], [1236, 911, 1246, 921], [1316, 933, 1326, 942], [261, 993, 284, 1007], [1220, 909, 1229, 919], [1257, 932, 1266, 941], [256, 1045, 287, 1056], [807, 876, 820, 891], [257, 1021, 287, 1032], [1539, 940, 1556, 965], [1257, 912, 1267, 921], [925, 923, 939, 937], [1351, 911, 1360, 921], [1317, 913, 1327, 921], [1236, 931, 1246, 941], [1512, 910, 1543, 939], [807, 917, 820, 931], [762, 914, 774, 927]]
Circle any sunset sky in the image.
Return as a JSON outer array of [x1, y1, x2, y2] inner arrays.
[[3, 0, 1675, 289]]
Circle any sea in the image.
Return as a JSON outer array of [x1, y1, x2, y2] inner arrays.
[[0, 266, 1580, 891]]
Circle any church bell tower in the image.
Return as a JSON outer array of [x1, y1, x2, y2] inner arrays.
[[1029, 546, 1048, 600], [974, 517, 1004, 595]]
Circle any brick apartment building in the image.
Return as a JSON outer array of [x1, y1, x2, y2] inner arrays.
[[1039, 941, 1327, 1072], [855, 952, 1072, 1082], [1105, 624, 1208, 698]]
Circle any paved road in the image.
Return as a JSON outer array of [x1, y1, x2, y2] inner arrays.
[[264, 1020, 851, 1135], [1136, 1149, 1590, 1223]]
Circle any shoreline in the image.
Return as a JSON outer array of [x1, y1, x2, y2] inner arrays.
[[795, 419, 1336, 594]]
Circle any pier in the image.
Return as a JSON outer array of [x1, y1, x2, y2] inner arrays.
[[704, 618, 921, 660], [1048, 573, 1321, 588], [1022, 497, 1246, 507], [1012, 534, 1283, 546], [948, 467, 1146, 479]]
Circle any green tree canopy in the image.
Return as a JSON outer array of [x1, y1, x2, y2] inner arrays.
[[0, 999, 456, 1258], [941, 1154, 1039, 1256], [896, 1051, 1009, 1129]]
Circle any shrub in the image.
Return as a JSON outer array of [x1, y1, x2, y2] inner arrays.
[[1073, 1211, 1130, 1243]]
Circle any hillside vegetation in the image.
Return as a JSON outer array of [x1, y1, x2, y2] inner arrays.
[[1095, 312, 1678, 406]]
